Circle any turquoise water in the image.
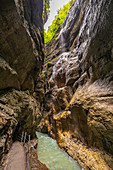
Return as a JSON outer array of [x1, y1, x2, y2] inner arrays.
[[36, 132, 82, 170]]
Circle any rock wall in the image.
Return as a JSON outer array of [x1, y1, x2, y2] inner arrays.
[[0, 0, 44, 161], [39, 0, 113, 169], [0, 0, 44, 91]]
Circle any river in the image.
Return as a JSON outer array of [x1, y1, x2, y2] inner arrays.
[[36, 132, 82, 170]]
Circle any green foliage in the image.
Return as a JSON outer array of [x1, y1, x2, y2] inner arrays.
[[44, 0, 74, 45], [43, 0, 52, 24]]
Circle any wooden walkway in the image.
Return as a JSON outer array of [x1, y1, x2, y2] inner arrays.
[[4, 142, 26, 170]]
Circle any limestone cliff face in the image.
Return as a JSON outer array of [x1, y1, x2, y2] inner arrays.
[[39, 0, 113, 169], [0, 0, 44, 160], [0, 0, 44, 91]]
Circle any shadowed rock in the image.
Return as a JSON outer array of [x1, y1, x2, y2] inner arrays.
[[0, 0, 44, 161]]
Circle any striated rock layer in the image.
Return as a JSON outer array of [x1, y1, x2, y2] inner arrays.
[[39, 0, 113, 169], [0, 0, 44, 161]]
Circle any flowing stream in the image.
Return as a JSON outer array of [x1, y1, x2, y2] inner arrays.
[[36, 132, 82, 170]]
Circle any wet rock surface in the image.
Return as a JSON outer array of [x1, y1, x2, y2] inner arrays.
[[39, 0, 113, 169]]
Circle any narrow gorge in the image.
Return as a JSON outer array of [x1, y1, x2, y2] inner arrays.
[[0, 0, 113, 169]]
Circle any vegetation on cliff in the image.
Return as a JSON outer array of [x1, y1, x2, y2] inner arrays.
[[43, 0, 52, 24], [44, 0, 74, 44]]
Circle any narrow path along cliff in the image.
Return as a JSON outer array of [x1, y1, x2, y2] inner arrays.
[[3, 142, 26, 170], [2, 141, 49, 170]]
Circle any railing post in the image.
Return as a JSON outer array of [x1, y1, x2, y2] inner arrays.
[[28, 135, 30, 170], [30, 146, 33, 169], [24, 132, 27, 144], [21, 131, 24, 142]]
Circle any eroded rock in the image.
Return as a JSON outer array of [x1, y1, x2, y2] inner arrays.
[[39, 0, 113, 169], [0, 89, 41, 160]]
